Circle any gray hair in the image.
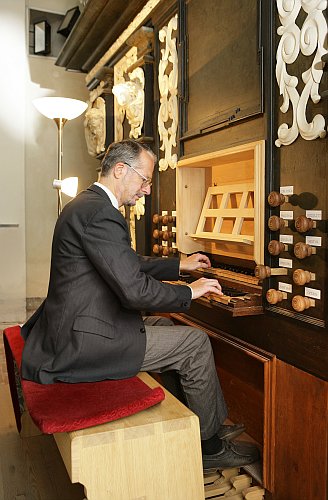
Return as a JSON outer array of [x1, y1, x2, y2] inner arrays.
[[100, 139, 156, 176]]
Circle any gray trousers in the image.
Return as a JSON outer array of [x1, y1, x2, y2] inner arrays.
[[141, 316, 228, 440]]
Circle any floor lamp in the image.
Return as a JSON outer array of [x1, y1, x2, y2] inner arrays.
[[33, 97, 88, 216]]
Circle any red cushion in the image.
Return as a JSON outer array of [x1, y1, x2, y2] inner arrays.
[[3, 326, 165, 434]]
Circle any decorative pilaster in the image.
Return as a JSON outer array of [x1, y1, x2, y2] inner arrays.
[[158, 14, 178, 170]]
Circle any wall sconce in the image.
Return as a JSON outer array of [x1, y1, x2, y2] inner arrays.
[[33, 97, 87, 216]]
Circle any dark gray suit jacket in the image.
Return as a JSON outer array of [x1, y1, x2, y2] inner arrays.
[[21, 184, 192, 384]]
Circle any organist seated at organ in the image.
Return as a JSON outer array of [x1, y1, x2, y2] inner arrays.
[[21, 139, 260, 470]]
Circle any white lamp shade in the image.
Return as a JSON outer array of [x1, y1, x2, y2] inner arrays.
[[53, 177, 78, 197], [33, 97, 88, 120]]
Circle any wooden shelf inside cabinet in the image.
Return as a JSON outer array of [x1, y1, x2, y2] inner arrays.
[[176, 140, 265, 263]]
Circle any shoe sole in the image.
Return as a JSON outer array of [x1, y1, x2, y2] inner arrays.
[[218, 427, 246, 441]]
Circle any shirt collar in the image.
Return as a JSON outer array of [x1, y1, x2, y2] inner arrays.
[[94, 182, 119, 210]]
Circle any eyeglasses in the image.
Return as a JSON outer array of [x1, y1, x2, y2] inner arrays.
[[124, 162, 152, 188]]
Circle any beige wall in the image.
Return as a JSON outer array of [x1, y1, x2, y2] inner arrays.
[[25, 58, 98, 300], [0, 0, 28, 322], [0, 0, 98, 322]]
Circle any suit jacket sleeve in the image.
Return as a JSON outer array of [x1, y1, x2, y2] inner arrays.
[[138, 254, 180, 281], [81, 206, 191, 312]]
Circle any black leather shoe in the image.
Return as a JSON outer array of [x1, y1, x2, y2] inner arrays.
[[203, 440, 260, 470], [218, 423, 246, 441]]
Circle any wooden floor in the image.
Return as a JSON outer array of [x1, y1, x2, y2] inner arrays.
[[0, 331, 85, 500]]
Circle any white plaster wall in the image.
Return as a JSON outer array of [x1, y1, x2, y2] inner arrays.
[[0, 0, 28, 322], [27, 0, 78, 15], [0, 0, 98, 322]]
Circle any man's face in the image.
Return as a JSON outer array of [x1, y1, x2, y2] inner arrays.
[[122, 150, 154, 206]]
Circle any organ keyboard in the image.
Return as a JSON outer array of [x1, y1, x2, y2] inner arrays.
[[174, 265, 263, 317]]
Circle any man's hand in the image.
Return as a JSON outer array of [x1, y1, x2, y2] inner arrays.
[[189, 277, 222, 300], [179, 253, 211, 273]]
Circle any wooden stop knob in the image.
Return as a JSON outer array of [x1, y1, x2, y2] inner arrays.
[[294, 242, 313, 259], [292, 295, 314, 312], [162, 231, 173, 241], [268, 215, 286, 231], [255, 265, 271, 279], [267, 191, 286, 207], [153, 244, 162, 254], [162, 246, 175, 256], [293, 269, 311, 285], [268, 240, 285, 256], [266, 289, 285, 304], [153, 229, 163, 239], [295, 215, 315, 233], [162, 215, 173, 224], [152, 214, 162, 224]]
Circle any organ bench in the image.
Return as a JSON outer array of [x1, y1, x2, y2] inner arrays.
[[3, 326, 204, 500]]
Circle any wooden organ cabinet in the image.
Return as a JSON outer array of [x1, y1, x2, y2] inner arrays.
[[151, 2, 328, 499], [56, 0, 328, 498]]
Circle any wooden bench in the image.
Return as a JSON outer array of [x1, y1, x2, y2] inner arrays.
[[3, 326, 204, 500]]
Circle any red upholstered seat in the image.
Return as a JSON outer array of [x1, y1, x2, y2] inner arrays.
[[3, 326, 165, 434]]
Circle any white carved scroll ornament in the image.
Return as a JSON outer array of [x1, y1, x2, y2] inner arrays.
[[114, 47, 138, 141], [124, 67, 145, 139], [158, 14, 178, 170], [275, 0, 327, 147]]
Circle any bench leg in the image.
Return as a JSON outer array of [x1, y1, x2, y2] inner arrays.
[[55, 413, 204, 500]]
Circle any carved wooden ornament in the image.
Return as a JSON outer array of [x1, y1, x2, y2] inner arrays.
[[158, 14, 178, 171], [84, 97, 106, 157], [275, 0, 327, 147], [114, 47, 138, 141]]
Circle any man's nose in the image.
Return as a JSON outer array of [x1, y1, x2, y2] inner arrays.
[[142, 184, 152, 195]]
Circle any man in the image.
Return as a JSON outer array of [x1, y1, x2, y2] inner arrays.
[[22, 139, 259, 469]]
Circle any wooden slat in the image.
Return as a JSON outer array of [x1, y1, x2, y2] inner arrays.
[[190, 232, 254, 244]]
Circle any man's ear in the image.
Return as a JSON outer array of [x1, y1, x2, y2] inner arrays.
[[113, 162, 126, 180]]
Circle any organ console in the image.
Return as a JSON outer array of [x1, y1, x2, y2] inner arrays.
[[63, 2, 328, 496]]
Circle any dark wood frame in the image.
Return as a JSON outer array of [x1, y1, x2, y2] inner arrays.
[[57, 6, 80, 37], [178, 0, 264, 148]]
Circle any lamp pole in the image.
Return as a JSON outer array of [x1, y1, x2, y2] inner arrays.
[[32, 97, 87, 217], [54, 117, 68, 216]]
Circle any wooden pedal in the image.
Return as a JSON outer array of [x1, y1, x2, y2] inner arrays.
[[206, 495, 243, 500], [204, 471, 222, 485], [243, 485, 265, 499], [224, 474, 252, 496], [205, 480, 231, 497], [204, 468, 240, 497]]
